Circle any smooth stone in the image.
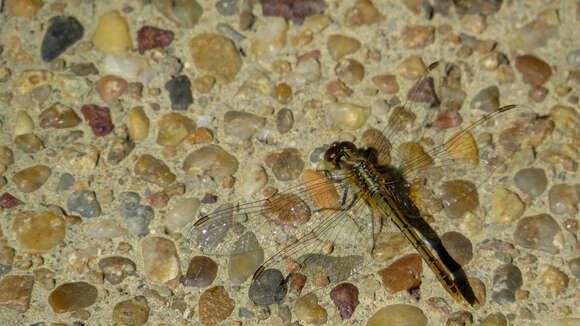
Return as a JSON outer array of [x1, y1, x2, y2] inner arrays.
[[102, 53, 148, 80], [330, 282, 359, 320], [14, 111, 34, 136], [182, 256, 218, 287], [237, 164, 268, 197], [294, 293, 327, 325], [134, 154, 176, 186], [540, 265, 569, 296], [67, 190, 101, 218], [165, 75, 194, 110], [182, 145, 239, 177], [157, 112, 196, 147], [378, 253, 422, 293], [48, 282, 98, 313], [61, 143, 99, 171], [119, 192, 154, 237], [327, 102, 370, 130], [515, 54, 552, 86], [514, 168, 547, 198], [141, 237, 181, 287], [479, 312, 507, 326], [401, 24, 435, 49], [216, 0, 238, 16], [228, 232, 264, 283], [127, 106, 150, 141], [327, 34, 361, 61], [56, 73, 91, 99], [249, 269, 287, 306], [569, 257, 580, 279], [216, 23, 246, 43], [440, 231, 473, 266], [265, 148, 305, 181], [107, 136, 135, 164], [95, 75, 128, 102], [198, 286, 235, 326], [471, 85, 499, 112], [0, 275, 34, 312], [548, 184, 578, 216], [491, 264, 522, 304], [223, 111, 266, 141], [514, 214, 561, 253], [12, 165, 51, 193], [112, 296, 150, 326], [92, 10, 132, 53], [164, 197, 201, 232], [345, 0, 382, 27], [137, 26, 174, 54], [190, 34, 241, 83], [98, 256, 137, 285], [39, 106, 81, 129], [41, 16, 84, 62], [87, 219, 126, 239], [249, 17, 288, 58], [80, 104, 114, 137], [367, 304, 427, 326], [440, 179, 479, 219], [492, 187, 525, 224], [299, 254, 363, 283], [12, 211, 65, 253], [153, 0, 203, 27]]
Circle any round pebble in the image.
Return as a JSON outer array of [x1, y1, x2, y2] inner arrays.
[[330, 282, 359, 319], [134, 154, 176, 186], [112, 296, 150, 326], [265, 148, 305, 181], [249, 269, 287, 306], [471, 85, 499, 112], [198, 286, 235, 326], [190, 34, 242, 83], [127, 106, 150, 141], [514, 214, 561, 253], [182, 256, 218, 287], [540, 265, 569, 296], [492, 187, 525, 224], [48, 282, 98, 313], [164, 197, 200, 232], [479, 312, 507, 326], [367, 304, 427, 326], [548, 184, 578, 216], [294, 293, 327, 325], [228, 231, 264, 283], [96, 75, 128, 102], [157, 112, 196, 146], [345, 0, 382, 27], [514, 168, 548, 198], [276, 108, 294, 133], [183, 145, 239, 177], [515, 55, 552, 86], [441, 231, 473, 266], [327, 102, 370, 130], [92, 10, 133, 53], [378, 253, 422, 293], [440, 180, 479, 219], [223, 111, 266, 140], [327, 34, 361, 61], [12, 211, 65, 253]]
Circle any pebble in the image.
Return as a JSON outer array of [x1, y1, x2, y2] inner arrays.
[[11, 70, 53, 95], [548, 184, 578, 216], [529, 85, 548, 102], [492, 187, 525, 224], [198, 286, 235, 326], [265, 148, 305, 181], [92, 10, 132, 53], [87, 219, 125, 239], [112, 296, 150, 326], [345, 0, 382, 27], [440, 180, 479, 219], [262, 192, 311, 226], [567, 49, 580, 67], [107, 136, 135, 164], [288, 58, 322, 87], [164, 75, 194, 111], [157, 112, 196, 146], [81, 104, 114, 137], [41, 16, 84, 62], [407, 77, 439, 105], [471, 85, 499, 112], [119, 192, 155, 236], [12, 165, 51, 193], [0, 146, 14, 167], [183, 145, 239, 177], [327, 102, 370, 130], [479, 312, 507, 326], [371, 232, 409, 262], [216, 23, 246, 43], [372, 74, 399, 94], [327, 34, 361, 61], [67, 190, 101, 218], [62, 143, 99, 171], [513, 168, 547, 198], [446, 310, 473, 326], [378, 253, 422, 293], [98, 256, 137, 285], [401, 25, 435, 49], [568, 257, 580, 279], [137, 26, 174, 54], [335, 58, 365, 85], [330, 282, 359, 319], [276, 108, 294, 133], [39, 106, 81, 129], [5, 0, 43, 19], [0, 275, 34, 312], [250, 18, 288, 58], [48, 282, 98, 313], [229, 231, 264, 283], [182, 256, 218, 287], [367, 304, 427, 326], [141, 237, 181, 287], [134, 154, 176, 186], [294, 293, 327, 325], [249, 269, 287, 306], [14, 134, 43, 153], [164, 197, 200, 232], [237, 164, 268, 197], [0, 192, 23, 208], [127, 106, 149, 141], [491, 264, 522, 304], [515, 55, 552, 86], [193, 203, 235, 251], [441, 231, 473, 266], [216, 0, 238, 16], [14, 111, 34, 136], [327, 79, 353, 97], [397, 56, 426, 79], [153, 0, 203, 27], [56, 73, 91, 99], [223, 111, 266, 140], [95, 75, 128, 102], [302, 169, 340, 213], [102, 53, 148, 80], [514, 214, 561, 254], [260, 0, 328, 24], [69, 62, 98, 76], [299, 254, 363, 283], [274, 83, 292, 104], [540, 266, 569, 296], [190, 34, 242, 83]]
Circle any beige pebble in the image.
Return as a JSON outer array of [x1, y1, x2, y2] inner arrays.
[[294, 293, 327, 325], [492, 187, 525, 224], [541, 266, 569, 296], [182, 145, 239, 177], [345, 0, 382, 27], [11, 70, 53, 95], [397, 56, 426, 79], [157, 113, 196, 147], [303, 14, 331, 33], [61, 143, 100, 171], [56, 74, 91, 99], [127, 106, 149, 141], [250, 18, 288, 58], [237, 164, 268, 197], [164, 198, 201, 232], [367, 304, 427, 326], [12, 211, 65, 253], [92, 10, 133, 53], [14, 134, 43, 153], [327, 34, 361, 61], [5, 0, 43, 19], [335, 58, 365, 85], [327, 102, 370, 130], [13, 111, 34, 136], [12, 165, 51, 193], [141, 237, 181, 287], [401, 25, 435, 49], [134, 154, 176, 187], [190, 33, 242, 83]]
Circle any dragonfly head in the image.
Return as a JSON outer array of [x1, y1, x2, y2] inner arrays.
[[324, 141, 357, 168]]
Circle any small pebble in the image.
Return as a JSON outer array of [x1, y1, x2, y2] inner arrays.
[[540, 266, 569, 296], [141, 237, 181, 287], [92, 10, 133, 53], [224, 111, 267, 141], [137, 26, 174, 54], [265, 148, 305, 181], [153, 0, 203, 27], [568, 257, 580, 279], [548, 184, 578, 216], [165, 75, 194, 111], [41, 16, 84, 62], [56, 73, 91, 99], [276, 108, 294, 133], [0, 192, 23, 208], [102, 53, 148, 80], [446, 310, 473, 326], [250, 18, 288, 57], [11, 70, 53, 95], [367, 304, 427, 326], [401, 25, 435, 49], [345, 0, 382, 27], [529, 85, 548, 102], [157, 112, 196, 146], [567, 48, 580, 67], [14, 111, 34, 136], [274, 83, 292, 104], [14, 134, 43, 153], [95, 75, 128, 102], [134, 154, 176, 186], [513, 168, 548, 198], [492, 187, 525, 224], [12, 165, 51, 193], [119, 192, 155, 236], [440, 180, 478, 219], [48, 282, 98, 313], [514, 214, 562, 253], [98, 256, 137, 285], [327, 102, 370, 130], [183, 145, 239, 177], [371, 232, 409, 262], [294, 293, 327, 325], [57, 173, 74, 191], [479, 312, 507, 326], [190, 34, 242, 83], [229, 232, 264, 283], [327, 79, 353, 97], [127, 106, 149, 141], [378, 253, 422, 293], [249, 269, 287, 306], [299, 254, 363, 283], [216, 23, 246, 43], [0, 275, 34, 312], [471, 85, 499, 112], [182, 256, 218, 287], [327, 34, 361, 61], [441, 231, 473, 266], [330, 282, 359, 319], [515, 54, 552, 86], [164, 197, 200, 232], [112, 296, 150, 326], [69, 62, 98, 76], [407, 77, 439, 105], [216, 0, 239, 16], [39, 106, 81, 129], [81, 104, 114, 137], [372, 74, 399, 94], [5, 0, 43, 19], [259, 0, 327, 25], [67, 190, 101, 218], [198, 286, 235, 326], [397, 56, 426, 79], [491, 264, 522, 304], [335, 58, 365, 85]]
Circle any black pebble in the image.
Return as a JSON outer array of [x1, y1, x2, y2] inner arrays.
[[41, 16, 84, 62], [165, 75, 194, 110], [248, 269, 288, 306]]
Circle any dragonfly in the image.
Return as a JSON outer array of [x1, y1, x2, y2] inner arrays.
[[189, 61, 526, 308]]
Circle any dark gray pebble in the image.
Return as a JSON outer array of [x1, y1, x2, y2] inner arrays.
[[249, 269, 287, 306], [41, 16, 84, 62], [67, 190, 101, 218], [492, 263, 522, 304], [165, 75, 194, 111]]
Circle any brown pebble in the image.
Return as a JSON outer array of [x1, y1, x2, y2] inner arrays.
[[141, 237, 181, 287], [326, 79, 353, 97], [0, 192, 23, 208], [112, 296, 150, 326], [0, 275, 34, 312], [134, 154, 176, 187], [95, 75, 128, 102], [529, 85, 548, 102], [275, 82, 292, 104], [12, 165, 51, 193], [345, 0, 382, 27], [401, 25, 435, 49], [182, 256, 218, 288], [48, 281, 98, 313], [515, 55, 552, 86], [378, 253, 422, 293], [372, 74, 399, 94], [198, 286, 235, 326], [98, 256, 137, 285]]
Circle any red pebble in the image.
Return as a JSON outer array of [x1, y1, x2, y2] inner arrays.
[[147, 191, 169, 209], [259, 0, 328, 25], [330, 282, 359, 319], [81, 104, 114, 137], [298, 49, 320, 62], [0, 193, 24, 208], [137, 26, 175, 54]]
